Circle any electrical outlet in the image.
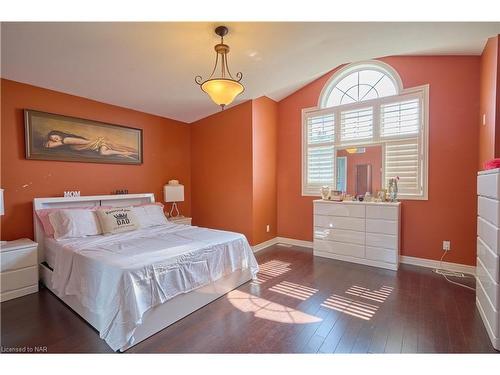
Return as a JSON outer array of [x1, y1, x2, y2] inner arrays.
[[443, 241, 451, 251], [266, 224, 270, 233]]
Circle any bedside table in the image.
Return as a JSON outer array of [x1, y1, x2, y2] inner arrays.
[[0, 239, 39, 302], [168, 216, 192, 225]]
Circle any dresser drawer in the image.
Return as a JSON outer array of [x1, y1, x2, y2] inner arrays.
[[314, 215, 365, 231], [478, 172, 500, 199], [366, 246, 397, 264], [477, 256, 500, 308], [366, 219, 398, 235], [366, 232, 397, 250], [0, 247, 38, 272], [314, 239, 365, 258], [366, 205, 399, 220], [478, 217, 500, 254], [314, 202, 365, 218], [314, 227, 364, 245], [476, 276, 499, 337], [0, 266, 38, 293], [478, 237, 499, 283], [478, 196, 500, 226]]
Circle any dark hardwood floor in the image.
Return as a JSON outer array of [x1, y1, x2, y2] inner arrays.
[[1, 245, 497, 353]]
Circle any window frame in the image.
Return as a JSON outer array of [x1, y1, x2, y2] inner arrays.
[[302, 61, 429, 200]]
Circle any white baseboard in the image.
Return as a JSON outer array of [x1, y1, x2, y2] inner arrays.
[[275, 237, 313, 248], [252, 236, 475, 275], [252, 238, 279, 253], [400, 255, 475, 276], [251, 237, 313, 253]]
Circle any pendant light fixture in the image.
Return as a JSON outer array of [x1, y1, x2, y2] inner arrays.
[[195, 26, 244, 110]]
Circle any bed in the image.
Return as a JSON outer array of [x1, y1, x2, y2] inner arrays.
[[34, 193, 258, 352]]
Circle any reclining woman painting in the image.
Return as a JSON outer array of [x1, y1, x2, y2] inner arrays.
[[24, 109, 142, 164]]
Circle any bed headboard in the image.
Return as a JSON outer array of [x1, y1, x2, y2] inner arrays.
[[33, 193, 155, 264]]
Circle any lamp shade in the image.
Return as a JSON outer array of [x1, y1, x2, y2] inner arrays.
[[0, 188, 3, 216], [163, 184, 184, 203], [201, 79, 244, 107]]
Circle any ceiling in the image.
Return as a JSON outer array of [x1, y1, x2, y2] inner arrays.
[[1, 22, 499, 123]]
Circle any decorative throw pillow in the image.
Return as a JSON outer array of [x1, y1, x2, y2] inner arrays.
[[37, 206, 109, 237], [48, 209, 103, 240], [96, 207, 139, 234], [132, 204, 168, 228]]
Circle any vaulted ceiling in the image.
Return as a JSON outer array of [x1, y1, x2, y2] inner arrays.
[[2, 22, 499, 123]]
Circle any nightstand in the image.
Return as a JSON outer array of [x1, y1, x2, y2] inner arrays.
[[168, 216, 192, 225], [0, 239, 39, 302]]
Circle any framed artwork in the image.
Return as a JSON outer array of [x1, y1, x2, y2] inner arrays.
[[24, 109, 143, 165]]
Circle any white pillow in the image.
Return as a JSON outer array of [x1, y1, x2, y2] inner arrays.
[[96, 207, 139, 234], [49, 209, 102, 240], [132, 204, 168, 228]]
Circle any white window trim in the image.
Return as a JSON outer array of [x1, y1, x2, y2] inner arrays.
[[318, 60, 404, 109], [302, 61, 429, 200]]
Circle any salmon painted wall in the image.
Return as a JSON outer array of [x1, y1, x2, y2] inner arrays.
[[277, 56, 480, 266], [0, 79, 191, 241], [252, 97, 278, 244], [337, 146, 382, 196], [478, 36, 500, 169], [190, 101, 254, 242]]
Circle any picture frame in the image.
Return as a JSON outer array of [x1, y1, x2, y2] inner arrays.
[[24, 109, 143, 165]]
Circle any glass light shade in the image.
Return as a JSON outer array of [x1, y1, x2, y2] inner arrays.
[[201, 79, 244, 107]]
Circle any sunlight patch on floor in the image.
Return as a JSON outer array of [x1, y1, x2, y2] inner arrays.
[[345, 285, 394, 303], [227, 289, 322, 324], [321, 294, 379, 320], [268, 281, 318, 301], [251, 259, 292, 285]]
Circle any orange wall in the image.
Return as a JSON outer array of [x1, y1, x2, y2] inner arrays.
[[190, 101, 254, 242], [0, 79, 191, 241], [478, 35, 500, 169], [337, 146, 382, 196], [277, 56, 480, 266], [252, 97, 278, 244]]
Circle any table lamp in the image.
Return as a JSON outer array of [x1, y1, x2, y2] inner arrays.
[[163, 181, 184, 218]]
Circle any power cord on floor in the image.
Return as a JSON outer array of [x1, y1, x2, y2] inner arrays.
[[433, 250, 475, 291]]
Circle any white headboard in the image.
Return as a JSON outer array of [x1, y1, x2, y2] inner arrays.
[[33, 193, 155, 264]]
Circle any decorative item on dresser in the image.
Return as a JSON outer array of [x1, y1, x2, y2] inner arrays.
[[164, 180, 184, 218], [313, 200, 401, 270], [0, 239, 39, 302], [168, 216, 192, 226], [476, 168, 500, 351]]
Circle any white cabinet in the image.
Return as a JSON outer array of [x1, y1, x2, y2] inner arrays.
[[313, 200, 400, 271], [0, 239, 39, 302], [476, 168, 500, 351]]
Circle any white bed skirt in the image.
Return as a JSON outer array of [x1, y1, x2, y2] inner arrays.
[[40, 263, 252, 351]]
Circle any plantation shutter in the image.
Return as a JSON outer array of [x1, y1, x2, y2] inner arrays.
[[384, 138, 422, 196], [304, 110, 335, 194], [340, 107, 373, 141], [380, 98, 420, 138]]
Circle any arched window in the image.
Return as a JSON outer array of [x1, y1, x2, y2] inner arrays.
[[303, 61, 428, 200], [320, 63, 401, 108]]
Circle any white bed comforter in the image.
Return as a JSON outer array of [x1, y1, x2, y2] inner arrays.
[[50, 223, 259, 351]]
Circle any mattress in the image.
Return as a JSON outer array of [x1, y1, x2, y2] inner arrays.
[[47, 223, 258, 351], [44, 237, 60, 269]]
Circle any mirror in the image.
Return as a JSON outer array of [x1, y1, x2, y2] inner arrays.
[[335, 145, 383, 197]]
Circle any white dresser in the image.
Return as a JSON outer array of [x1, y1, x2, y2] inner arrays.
[[313, 200, 401, 270], [0, 239, 39, 302], [476, 168, 500, 350]]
